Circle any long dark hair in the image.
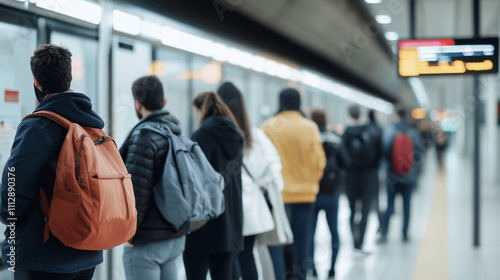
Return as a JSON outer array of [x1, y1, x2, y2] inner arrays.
[[311, 107, 327, 128], [192, 91, 239, 129], [217, 82, 252, 151]]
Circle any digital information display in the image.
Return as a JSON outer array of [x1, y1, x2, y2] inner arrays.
[[398, 38, 499, 77]]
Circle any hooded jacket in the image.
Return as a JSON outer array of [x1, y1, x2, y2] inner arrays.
[[0, 92, 103, 273], [185, 116, 244, 253], [261, 111, 326, 204], [119, 111, 185, 245]]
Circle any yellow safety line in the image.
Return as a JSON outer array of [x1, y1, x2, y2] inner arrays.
[[413, 169, 449, 280]]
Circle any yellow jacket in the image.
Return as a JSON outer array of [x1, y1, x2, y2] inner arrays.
[[262, 111, 326, 204]]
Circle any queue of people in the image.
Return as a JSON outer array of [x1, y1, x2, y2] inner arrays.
[[0, 44, 425, 280]]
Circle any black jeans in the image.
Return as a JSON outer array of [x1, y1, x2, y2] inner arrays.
[[381, 180, 414, 236], [283, 203, 315, 280], [309, 190, 340, 273], [183, 251, 236, 280], [346, 169, 378, 250], [234, 235, 257, 280], [14, 267, 96, 280]]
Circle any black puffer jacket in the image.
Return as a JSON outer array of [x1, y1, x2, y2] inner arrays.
[[119, 111, 184, 245]]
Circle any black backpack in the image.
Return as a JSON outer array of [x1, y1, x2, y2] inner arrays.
[[319, 141, 341, 193], [347, 127, 377, 169]]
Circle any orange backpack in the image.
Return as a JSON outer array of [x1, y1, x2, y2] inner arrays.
[[23, 111, 137, 250]]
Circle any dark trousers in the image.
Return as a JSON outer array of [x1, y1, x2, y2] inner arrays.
[[380, 180, 414, 236], [346, 169, 378, 249], [14, 267, 95, 280], [309, 190, 340, 273], [183, 251, 236, 280], [234, 235, 257, 280], [269, 203, 314, 280], [269, 246, 285, 280]]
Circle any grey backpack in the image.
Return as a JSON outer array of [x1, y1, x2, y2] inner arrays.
[[139, 122, 225, 234]]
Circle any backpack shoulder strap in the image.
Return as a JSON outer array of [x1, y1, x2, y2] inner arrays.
[[22, 111, 72, 242], [242, 163, 256, 182], [135, 122, 174, 139], [23, 110, 72, 131]]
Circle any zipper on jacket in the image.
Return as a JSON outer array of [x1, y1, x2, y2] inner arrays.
[[76, 135, 86, 188]]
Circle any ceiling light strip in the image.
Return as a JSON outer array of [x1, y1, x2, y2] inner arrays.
[[113, 10, 394, 114], [35, 0, 102, 24]]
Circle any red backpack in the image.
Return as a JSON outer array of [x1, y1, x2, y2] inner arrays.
[[23, 111, 137, 250], [392, 132, 414, 175]]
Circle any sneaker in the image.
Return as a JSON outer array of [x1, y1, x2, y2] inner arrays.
[[312, 267, 318, 278], [376, 235, 387, 244], [327, 268, 335, 279], [353, 248, 371, 256], [403, 234, 409, 242]]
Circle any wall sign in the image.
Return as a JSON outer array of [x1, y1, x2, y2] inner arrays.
[[398, 37, 499, 77], [4, 90, 19, 103]]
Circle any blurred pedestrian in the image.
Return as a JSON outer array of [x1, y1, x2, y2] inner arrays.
[[183, 92, 244, 280], [218, 82, 288, 280], [434, 125, 447, 169], [120, 76, 186, 280], [0, 44, 103, 280], [262, 88, 326, 280], [367, 110, 384, 231], [343, 105, 381, 253], [378, 106, 423, 243], [309, 108, 350, 278]]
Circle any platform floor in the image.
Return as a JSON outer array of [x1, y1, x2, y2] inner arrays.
[[313, 149, 437, 280], [312, 148, 500, 280]]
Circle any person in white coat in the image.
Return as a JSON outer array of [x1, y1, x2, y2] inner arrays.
[[218, 82, 292, 280]]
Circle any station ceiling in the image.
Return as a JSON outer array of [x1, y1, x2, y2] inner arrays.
[[363, 0, 500, 110], [121, 0, 421, 109]]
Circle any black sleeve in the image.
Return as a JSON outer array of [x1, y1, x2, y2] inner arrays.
[[121, 129, 166, 239], [372, 127, 383, 163], [192, 129, 213, 162], [337, 142, 352, 169], [339, 131, 352, 169]]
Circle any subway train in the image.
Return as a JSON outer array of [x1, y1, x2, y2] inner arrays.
[[0, 1, 395, 279]]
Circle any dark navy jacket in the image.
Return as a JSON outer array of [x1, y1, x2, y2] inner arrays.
[[0, 92, 103, 273]]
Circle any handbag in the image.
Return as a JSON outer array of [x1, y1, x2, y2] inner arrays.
[[243, 165, 293, 246], [243, 164, 273, 212]]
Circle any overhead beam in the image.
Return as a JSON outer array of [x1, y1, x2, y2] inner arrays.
[[120, 0, 397, 103]]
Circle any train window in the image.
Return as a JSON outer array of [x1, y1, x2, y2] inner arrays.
[[0, 22, 37, 181], [112, 38, 152, 147], [190, 56, 221, 132], [264, 77, 287, 118], [247, 72, 267, 126], [222, 64, 249, 98], [50, 32, 99, 112], [310, 88, 328, 108], [155, 48, 191, 136], [0, 21, 36, 275]]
